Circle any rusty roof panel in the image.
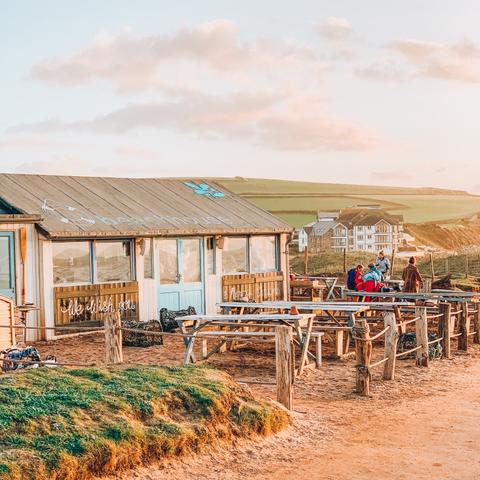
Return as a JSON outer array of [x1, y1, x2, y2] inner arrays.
[[0, 174, 292, 237]]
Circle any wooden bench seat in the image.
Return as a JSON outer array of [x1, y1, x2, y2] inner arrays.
[[197, 330, 325, 368]]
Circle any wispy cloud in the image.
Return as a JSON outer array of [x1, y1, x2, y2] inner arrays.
[[12, 89, 377, 152], [354, 59, 407, 82], [391, 38, 480, 83], [29, 20, 322, 92], [316, 17, 353, 41]]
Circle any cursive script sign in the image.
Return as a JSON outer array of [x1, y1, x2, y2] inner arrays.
[[54, 282, 139, 328]]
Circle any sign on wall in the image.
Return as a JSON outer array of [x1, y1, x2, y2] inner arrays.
[[54, 282, 139, 329]]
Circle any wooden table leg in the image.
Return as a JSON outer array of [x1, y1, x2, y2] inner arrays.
[[180, 320, 199, 364], [297, 317, 314, 375]]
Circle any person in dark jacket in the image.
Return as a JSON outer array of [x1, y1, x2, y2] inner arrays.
[[403, 256, 423, 293]]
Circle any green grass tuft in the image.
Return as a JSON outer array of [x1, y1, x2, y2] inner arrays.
[[0, 366, 289, 479]]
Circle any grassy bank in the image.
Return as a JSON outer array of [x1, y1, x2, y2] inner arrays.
[[0, 366, 289, 480]]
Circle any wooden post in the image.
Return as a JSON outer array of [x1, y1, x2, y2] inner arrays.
[[383, 312, 399, 380], [105, 312, 123, 365], [458, 303, 470, 351], [466, 256, 469, 279], [391, 249, 396, 278], [354, 318, 372, 396], [438, 302, 452, 358], [415, 306, 429, 367], [276, 326, 293, 410], [304, 246, 309, 275], [473, 303, 480, 344], [430, 253, 435, 281], [343, 248, 347, 274]]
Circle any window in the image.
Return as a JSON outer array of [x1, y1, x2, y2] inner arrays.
[[95, 241, 133, 283], [158, 239, 178, 285], [222, 237, 248, 274], [143, 238, 154, 279], [206, 237, 216, 275], [53, 241, 91, 284], [250, 236, 276, 273], [182, 239, 201, 283], [376, 223, 390, 233]]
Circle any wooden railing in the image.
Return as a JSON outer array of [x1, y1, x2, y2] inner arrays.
[[222, 272, 284, 303], [54, 281, 139, 330]]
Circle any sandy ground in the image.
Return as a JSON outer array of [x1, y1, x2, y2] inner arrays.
[[34, 334, 480, 480]]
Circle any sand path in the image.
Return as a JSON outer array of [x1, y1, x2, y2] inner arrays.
[[118, 350, 480, 480]]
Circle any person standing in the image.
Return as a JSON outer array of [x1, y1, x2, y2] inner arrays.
[[403, 257, 423, 293], [375, 250, 391, 280]]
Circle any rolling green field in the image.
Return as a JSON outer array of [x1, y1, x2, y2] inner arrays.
[[216, 178, 480, 227]]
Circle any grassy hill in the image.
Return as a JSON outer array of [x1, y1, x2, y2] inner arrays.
[[0, 366, 288, 480], [216, 177, 480, 227]]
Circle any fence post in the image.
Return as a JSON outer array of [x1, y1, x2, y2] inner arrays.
[[438, 302, 452, 358], [415, 306, 429, 367], [473, 303, 480, 344], [304, 246, 309, 275], [429, 253, 435, 281], [354, 318, 372, 396], [343, 248, 347, 274], [383, 311, 399, 380], [105, 312, 123, 365], [391, 249, 396, 278], [276, 326, 293, 410], [458, 303, 470, 351]]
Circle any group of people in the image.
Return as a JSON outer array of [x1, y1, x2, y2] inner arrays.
[[348, 250, 424, 294]]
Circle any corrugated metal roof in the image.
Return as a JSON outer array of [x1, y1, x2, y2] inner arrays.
[[311, 220, 336, 236], [0, 174, 292, 238]]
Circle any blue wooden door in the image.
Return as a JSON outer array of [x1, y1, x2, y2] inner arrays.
[[157, 238, 204, 314], [0, 232, 15, 299]]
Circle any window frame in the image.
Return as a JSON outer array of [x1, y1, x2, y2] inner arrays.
[[52, 239, 136, 286], [221, 235, 279, 275]]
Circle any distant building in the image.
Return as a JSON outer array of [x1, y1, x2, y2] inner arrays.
[[298, 208, 404, 254]]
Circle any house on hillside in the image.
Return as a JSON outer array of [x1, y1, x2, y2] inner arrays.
[[299, 208, 403, 254], [0, 174, 292, 343]]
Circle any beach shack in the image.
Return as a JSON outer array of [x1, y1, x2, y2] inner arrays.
[[0, 174, 293, 342]]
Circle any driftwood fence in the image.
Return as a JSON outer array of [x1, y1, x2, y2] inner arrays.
[[0, 315, 296, 411], [354, 302, 480, 396]]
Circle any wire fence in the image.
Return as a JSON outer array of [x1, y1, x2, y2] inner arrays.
[[291, 248, 480, 282]]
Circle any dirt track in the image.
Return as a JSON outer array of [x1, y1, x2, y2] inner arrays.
[[36, 336, 480, 480]]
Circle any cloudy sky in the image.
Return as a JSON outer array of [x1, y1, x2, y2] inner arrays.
[[1, 0, 480, 191]]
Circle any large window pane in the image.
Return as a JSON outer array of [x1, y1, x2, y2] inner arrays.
[[205, 237, 216, 275], [250, 236, 277, 273], [53, 241, 91, 284], [96, 241, 132, 283], [159, 239, 178, 284], [182, 239, 201, 283], [143, 238, 154, 279], [0, 237, 12, 289], [222, 237, 248, 274]]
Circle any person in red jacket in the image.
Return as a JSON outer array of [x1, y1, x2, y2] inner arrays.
[[354, 264, 365, 291]]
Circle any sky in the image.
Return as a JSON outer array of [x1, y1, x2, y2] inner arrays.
[[1, 0, 480, 192]]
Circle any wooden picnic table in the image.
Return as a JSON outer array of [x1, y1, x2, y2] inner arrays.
[[218, 302, 375, 357], [346, 290, 480, 303], [176, 313, 315, 374]]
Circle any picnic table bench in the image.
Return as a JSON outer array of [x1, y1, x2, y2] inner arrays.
[[176, 313, 318, 374]]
